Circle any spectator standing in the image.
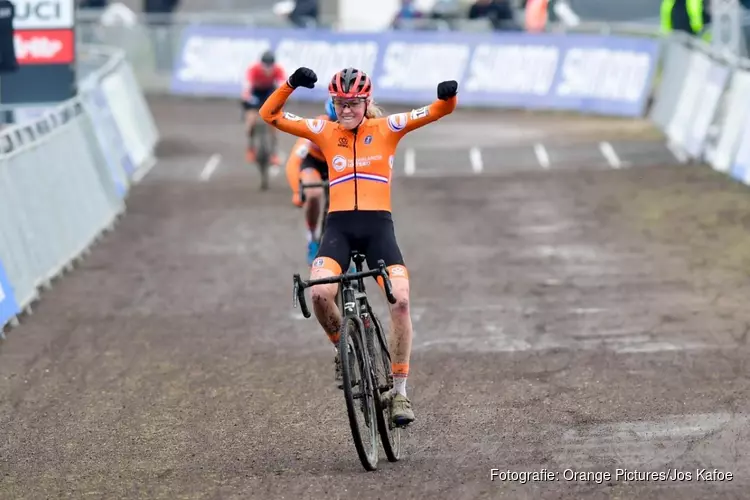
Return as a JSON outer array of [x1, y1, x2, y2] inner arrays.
[[289, 0, 319, 28], [468, 0, 516, 30], [392, 0, 423, 29], [144, 0, 180, 71]]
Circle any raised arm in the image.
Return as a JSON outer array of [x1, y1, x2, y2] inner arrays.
[[386, 80, 459, 137], [259, 67, 332, 141]]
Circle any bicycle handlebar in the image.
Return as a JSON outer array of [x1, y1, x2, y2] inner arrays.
[[298, 180, 329, 204], [300, 180, 329, 189], [292, 259, 398, 318]]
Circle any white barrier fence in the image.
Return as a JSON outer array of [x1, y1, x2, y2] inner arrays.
[[650, 33, 750, 186], [0, 45, 160, 335]]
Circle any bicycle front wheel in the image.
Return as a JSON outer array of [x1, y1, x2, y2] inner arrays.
[[369, 313, 402, 462], [339, 316, 379, 471]]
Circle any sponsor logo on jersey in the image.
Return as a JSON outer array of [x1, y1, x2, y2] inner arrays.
[[284, 112, 302, 121], [306, 119, 326, 134], [364, 135, 373, 144], [332, 155, 347, 172], [410, 106, 429, 119], [386, 113, 408, 132]]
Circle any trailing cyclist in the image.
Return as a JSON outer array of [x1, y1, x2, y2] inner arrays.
[[260, 65, 458, 426], [241, 50, 286, 167], [285, 98, 338, 265]]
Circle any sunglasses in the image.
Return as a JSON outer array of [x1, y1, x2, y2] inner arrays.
[[332, 98, 366, 109]]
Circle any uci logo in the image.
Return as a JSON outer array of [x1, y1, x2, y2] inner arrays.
[[387, 113, 408, 132], [306, 119, 326, 134], [332, 155, 348, 172]]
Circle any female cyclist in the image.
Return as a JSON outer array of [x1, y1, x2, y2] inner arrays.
[[260, 66, 458, 426], [284, 98, 338, 265]]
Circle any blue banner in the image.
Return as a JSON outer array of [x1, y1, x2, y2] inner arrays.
[[0, 258, 19, 328], [171, 25, 660, 117], [82, 85, 135, 196]]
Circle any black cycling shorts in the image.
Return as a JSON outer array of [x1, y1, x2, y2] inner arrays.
[[241, 88, 274, 110], [317, 210, 405, 273], [300, 154, 328, 181]]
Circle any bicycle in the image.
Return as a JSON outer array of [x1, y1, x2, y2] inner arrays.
[[299, 178, 330, 237], [250, 119, 274, 191], [292, 253, 403, 471]]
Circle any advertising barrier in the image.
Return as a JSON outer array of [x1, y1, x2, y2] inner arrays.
[[683, 59, 730, 159], [81, 84, 134, 197], [0, 45, 160, 331], [171, 25, 661, 117], [0, 259, 19, 329], [729, 99, 750, 185], [708, 71, 750, 173]]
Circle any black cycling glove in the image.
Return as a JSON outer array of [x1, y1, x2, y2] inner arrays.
[[288, 67, 318, 89], [437, 80, 458, 100]]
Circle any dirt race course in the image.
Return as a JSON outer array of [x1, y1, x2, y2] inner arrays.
[[2, 95, 750, 499]]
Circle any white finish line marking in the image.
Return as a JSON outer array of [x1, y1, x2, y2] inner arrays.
[[404, 148, 416, 176], [469, 147, 483, 173], [200, 153, 222, 181], [599, 141, 623, 169], [534, 143, 550, 169]]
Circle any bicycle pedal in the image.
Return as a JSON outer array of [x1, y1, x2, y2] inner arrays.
[[380, 389, 395, 405]]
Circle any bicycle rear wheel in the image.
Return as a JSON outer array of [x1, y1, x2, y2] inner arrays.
[[252, 125, 271, 191], [368, 313, 402, 462], [339, 316, 379, 471]]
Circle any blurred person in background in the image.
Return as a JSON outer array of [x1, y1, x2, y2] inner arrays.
[[78, 0, 109, 8], [242, 50, 286, 167], [143, 0, 180, 70], [661, 0, 711, 40], [524, 0, 548, 32], [285, 97, 337, 265], [0, 0, 17, 74], [391, 0, 424, 29], [468, 0, 516, 30], [289, 0, 319, 27]]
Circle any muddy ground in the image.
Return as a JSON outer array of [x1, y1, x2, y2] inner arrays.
[[0, 97, 748, 499]]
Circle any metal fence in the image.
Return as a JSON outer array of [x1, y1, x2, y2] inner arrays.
[[0, 45, 159, 332]]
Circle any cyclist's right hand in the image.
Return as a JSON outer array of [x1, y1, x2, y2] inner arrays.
[[288, 67, 317, 89]]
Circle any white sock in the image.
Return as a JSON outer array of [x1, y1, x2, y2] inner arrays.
[[306, 229, 315, 242], [393, 376, 407, 397]]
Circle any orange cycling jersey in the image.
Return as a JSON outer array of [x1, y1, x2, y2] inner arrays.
[[260, 83, 457, 213], [290, 114, 328, 163]]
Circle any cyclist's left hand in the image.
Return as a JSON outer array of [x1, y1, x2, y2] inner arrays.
[[437, 80, 458, 100]]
